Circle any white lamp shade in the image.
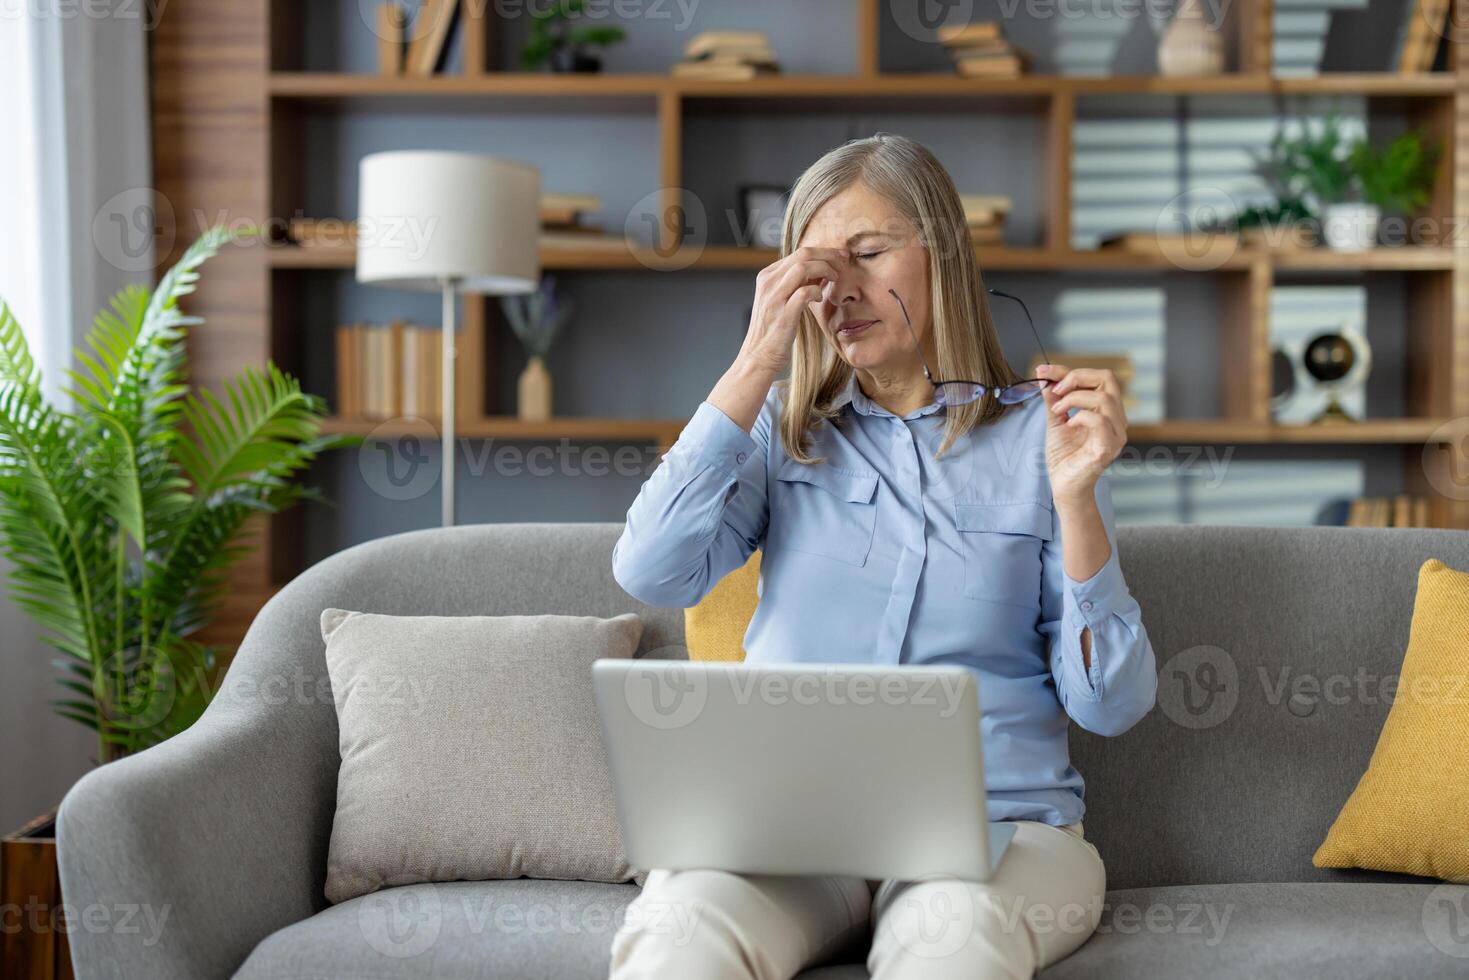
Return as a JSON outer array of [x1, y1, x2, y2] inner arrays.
[[356, 150, 541, 294]]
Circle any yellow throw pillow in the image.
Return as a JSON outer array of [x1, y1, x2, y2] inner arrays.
[[1312, 558, 1469, 882], [684, 549, 761, 662]]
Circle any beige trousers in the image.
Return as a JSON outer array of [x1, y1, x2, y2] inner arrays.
[[607, 820, 1105, 980]]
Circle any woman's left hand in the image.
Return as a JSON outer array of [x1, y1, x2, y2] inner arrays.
[[1037, 364, 1127, 505]]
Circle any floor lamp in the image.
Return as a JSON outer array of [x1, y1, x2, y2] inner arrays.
[[356, 151, 541, 526]]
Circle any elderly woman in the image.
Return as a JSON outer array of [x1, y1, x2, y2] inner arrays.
[[608, 132, 1157, 980]]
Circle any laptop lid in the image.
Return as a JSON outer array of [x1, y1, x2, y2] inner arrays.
[[593, 659, 1011, 881]]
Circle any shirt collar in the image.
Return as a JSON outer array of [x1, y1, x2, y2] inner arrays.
[[832, 372, 944, 420]]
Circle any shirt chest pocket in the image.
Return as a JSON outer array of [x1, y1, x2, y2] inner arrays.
[[767, 458, 880, 566], [954, 499, 1054, 606]]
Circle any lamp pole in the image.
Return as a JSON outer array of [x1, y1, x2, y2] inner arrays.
[[442, 277, 459, 527]]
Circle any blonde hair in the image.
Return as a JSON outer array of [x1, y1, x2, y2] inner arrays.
[[777, 132, 1023, 464]]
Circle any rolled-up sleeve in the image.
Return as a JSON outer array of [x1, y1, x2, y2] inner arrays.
[[1037, 470, 1157, 736], [611, 395, 772, 609]]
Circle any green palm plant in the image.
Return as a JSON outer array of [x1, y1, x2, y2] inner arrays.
[[0, 226, 358, 762]]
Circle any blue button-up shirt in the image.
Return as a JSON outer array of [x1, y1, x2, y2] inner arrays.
[[612, 373, 1158, 827]]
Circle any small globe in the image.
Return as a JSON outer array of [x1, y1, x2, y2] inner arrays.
[[1304, 333, 1355, 384]]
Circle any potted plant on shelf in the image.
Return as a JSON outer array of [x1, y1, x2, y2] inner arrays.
[[0, 226, 358, 976], [518, 0, 626, 73], [1232, 125, 1325, 248], [1348, 128, 1441, 246], [1252, 111, 1442, 250], [499, 275, 573, 421]]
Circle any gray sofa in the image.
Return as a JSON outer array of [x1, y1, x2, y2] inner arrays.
[[57, 522, 1469, 979]]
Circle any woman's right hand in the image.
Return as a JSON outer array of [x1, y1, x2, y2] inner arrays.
[[736, 246, 851, 375]]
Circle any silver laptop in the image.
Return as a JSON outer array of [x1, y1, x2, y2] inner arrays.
[[592, 659, 1015, 882]]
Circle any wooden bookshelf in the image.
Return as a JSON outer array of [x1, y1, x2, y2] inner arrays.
[[1126, 420, 1463, 444], [151, 0, 1469, 645], [319, 414, 687, 446], [317, 414, 1460, 450], [268, 70, 1459, 102], [267, 242, 1461, 272]]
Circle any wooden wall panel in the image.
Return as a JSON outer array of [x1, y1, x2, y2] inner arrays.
[[151, 0, 275, 652]]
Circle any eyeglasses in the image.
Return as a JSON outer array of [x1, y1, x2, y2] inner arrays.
[[887, 287, 1053, 407]]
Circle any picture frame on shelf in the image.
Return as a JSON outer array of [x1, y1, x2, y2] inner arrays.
[[737, 183, 791, 250]]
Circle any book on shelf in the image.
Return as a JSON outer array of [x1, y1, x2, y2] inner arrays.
[[377, 3, 406, 76], [1238, 224, 1316, 249], [684, 30, 769, 60], [944, 37, 1012, 58], [290, 217, 358, 248], [1097, 230, 1240, 253], [675, 30, 780, 78], [405, 0, 461, 77], [335, 323, 358, 418], [960, 193, 1013, 215], [937, 20, 1032, 77], [688, 48, 778, 67], [936, 22, 1004, 47], [954, 52, 1031, 78], [1396, 0, 1450, 73], [1344, 494, 1433, 528], [336, 321, 443, 421], [541, 222, 607, 235], [538, 231, 633, 251], [962, 193, 1012, 241], [541, 192, 602, 226], [672, 60, 781, 80]]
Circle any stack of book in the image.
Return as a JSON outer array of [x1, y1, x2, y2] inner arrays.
[[1097, 229, 1242, 265], [335, 321, 444, 421], [540, 192, 624, 250], [938, 22, 1032, 79], [962, 193, 1012, 246], [1344, 494, 1432, 528], [672, 31, 780, 81], [289, 218, 358, 248]]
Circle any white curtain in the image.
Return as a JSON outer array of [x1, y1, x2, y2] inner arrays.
[[0, 0, 154, 828]]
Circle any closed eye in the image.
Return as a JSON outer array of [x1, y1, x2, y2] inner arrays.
[[854, 251, 881, 260]]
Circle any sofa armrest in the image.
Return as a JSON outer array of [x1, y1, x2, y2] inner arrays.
[[57, 577, 342, 980]]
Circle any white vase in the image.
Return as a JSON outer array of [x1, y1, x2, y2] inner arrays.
[[1322, 203, 1380, 250], [1158, 0, 1224, 76]]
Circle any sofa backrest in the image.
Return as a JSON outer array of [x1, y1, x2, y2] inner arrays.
[[291, 521, 1469, 891], [1077, 524, 1469, 889]]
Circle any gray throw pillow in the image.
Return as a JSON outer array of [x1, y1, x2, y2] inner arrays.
[[320, 607, 648, 904]]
